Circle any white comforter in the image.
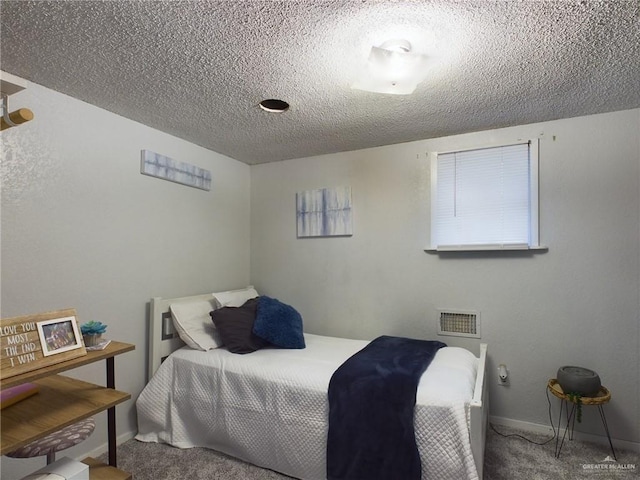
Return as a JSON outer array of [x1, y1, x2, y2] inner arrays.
[[136, 333, 479, 480]]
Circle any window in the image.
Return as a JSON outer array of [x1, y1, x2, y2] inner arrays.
[[429, 140, 540, 251]]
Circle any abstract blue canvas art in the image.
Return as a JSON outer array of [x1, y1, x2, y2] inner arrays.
[[296, 187, 353, 237], [140, 150, 211, 191]]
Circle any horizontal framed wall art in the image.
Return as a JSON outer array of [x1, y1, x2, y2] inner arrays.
[[296, 186, 353, 238], [141, 149, 211, 191]]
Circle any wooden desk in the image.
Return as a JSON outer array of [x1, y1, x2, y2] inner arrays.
[[1, 341, 134, 478]]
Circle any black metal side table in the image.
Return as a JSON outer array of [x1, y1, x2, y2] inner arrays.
[[547, 379, 616, 460]]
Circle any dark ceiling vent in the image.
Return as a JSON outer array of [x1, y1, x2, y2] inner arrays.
[[259, 99, 289, 113]]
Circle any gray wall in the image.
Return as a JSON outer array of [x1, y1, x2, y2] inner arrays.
[[251, 109, 640, 447], [1, 78, 251, 478], [1, 73, 638, 479]]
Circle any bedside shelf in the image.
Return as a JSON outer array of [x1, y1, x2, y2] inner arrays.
[[0, 341, 135, 390], [0, 340, 134, 478], [1, 375, 130, 454]]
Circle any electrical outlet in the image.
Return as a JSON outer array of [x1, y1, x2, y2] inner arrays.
[[497, 364, 509, 386]]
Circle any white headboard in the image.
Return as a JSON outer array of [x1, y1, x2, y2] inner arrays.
[[148, 293, 215, 381]]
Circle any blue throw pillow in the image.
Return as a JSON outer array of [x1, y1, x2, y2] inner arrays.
[[253, 296, 305, 349]]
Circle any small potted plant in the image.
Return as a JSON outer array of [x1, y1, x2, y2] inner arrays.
[[81, 321, 107, 347], [566, 392, 583, 423]]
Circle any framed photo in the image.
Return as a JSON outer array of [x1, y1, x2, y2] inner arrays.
[[1, 308, 87, 380], [36, 316, 83, 357]]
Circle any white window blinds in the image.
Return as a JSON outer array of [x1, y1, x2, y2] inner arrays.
[[430, 141, 539, 250]]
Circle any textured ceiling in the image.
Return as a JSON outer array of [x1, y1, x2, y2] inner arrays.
[[1, 1, 639, 165]]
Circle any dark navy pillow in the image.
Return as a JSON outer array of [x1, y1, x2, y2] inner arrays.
[[210, 298, 268, 354], [253, 296, 305, 349]]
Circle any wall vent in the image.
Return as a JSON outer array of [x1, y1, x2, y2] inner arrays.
[[437, 310, 481, 338]]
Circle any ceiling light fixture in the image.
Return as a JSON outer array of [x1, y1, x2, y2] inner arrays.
[[351, 39, 429, 95], [259, 99, 290, 113]]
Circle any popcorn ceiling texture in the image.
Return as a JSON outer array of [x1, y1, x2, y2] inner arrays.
[[1, 0, 639, 165]]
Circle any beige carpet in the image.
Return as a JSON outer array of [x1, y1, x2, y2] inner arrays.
[[101, 425, 638, 479]]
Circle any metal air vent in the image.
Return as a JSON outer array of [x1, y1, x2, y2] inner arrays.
[[437, 310, 481, 338]]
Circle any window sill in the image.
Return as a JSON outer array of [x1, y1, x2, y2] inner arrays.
[[425, 245, 549, 253]]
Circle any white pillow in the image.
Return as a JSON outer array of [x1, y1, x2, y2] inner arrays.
[[170, 297, 222, 351], [212, 286, 259, 308]]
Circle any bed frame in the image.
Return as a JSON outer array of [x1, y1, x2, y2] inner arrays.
[[148, 293, 489, 479]]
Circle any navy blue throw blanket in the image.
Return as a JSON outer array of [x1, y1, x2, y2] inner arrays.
[[327, 336, 446, 480]]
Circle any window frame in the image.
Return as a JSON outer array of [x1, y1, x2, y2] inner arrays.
[[428, 139, 543, 252]]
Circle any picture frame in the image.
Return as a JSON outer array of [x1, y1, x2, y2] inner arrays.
[[296, 186, 353, 238], [1, 309, 88, 380], [36, 315, 83, 357], [140, 149, 212, 191]]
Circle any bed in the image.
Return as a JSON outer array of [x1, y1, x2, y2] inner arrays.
[[135, 291, 489, 480]]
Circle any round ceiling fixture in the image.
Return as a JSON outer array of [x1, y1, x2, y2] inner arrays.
[[380, 39, 412, 53], [259, 99, 289, 113]]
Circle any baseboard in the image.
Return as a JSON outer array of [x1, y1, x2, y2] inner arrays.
[[77, 430, 137, 461], [490, 416, 640, 453]]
